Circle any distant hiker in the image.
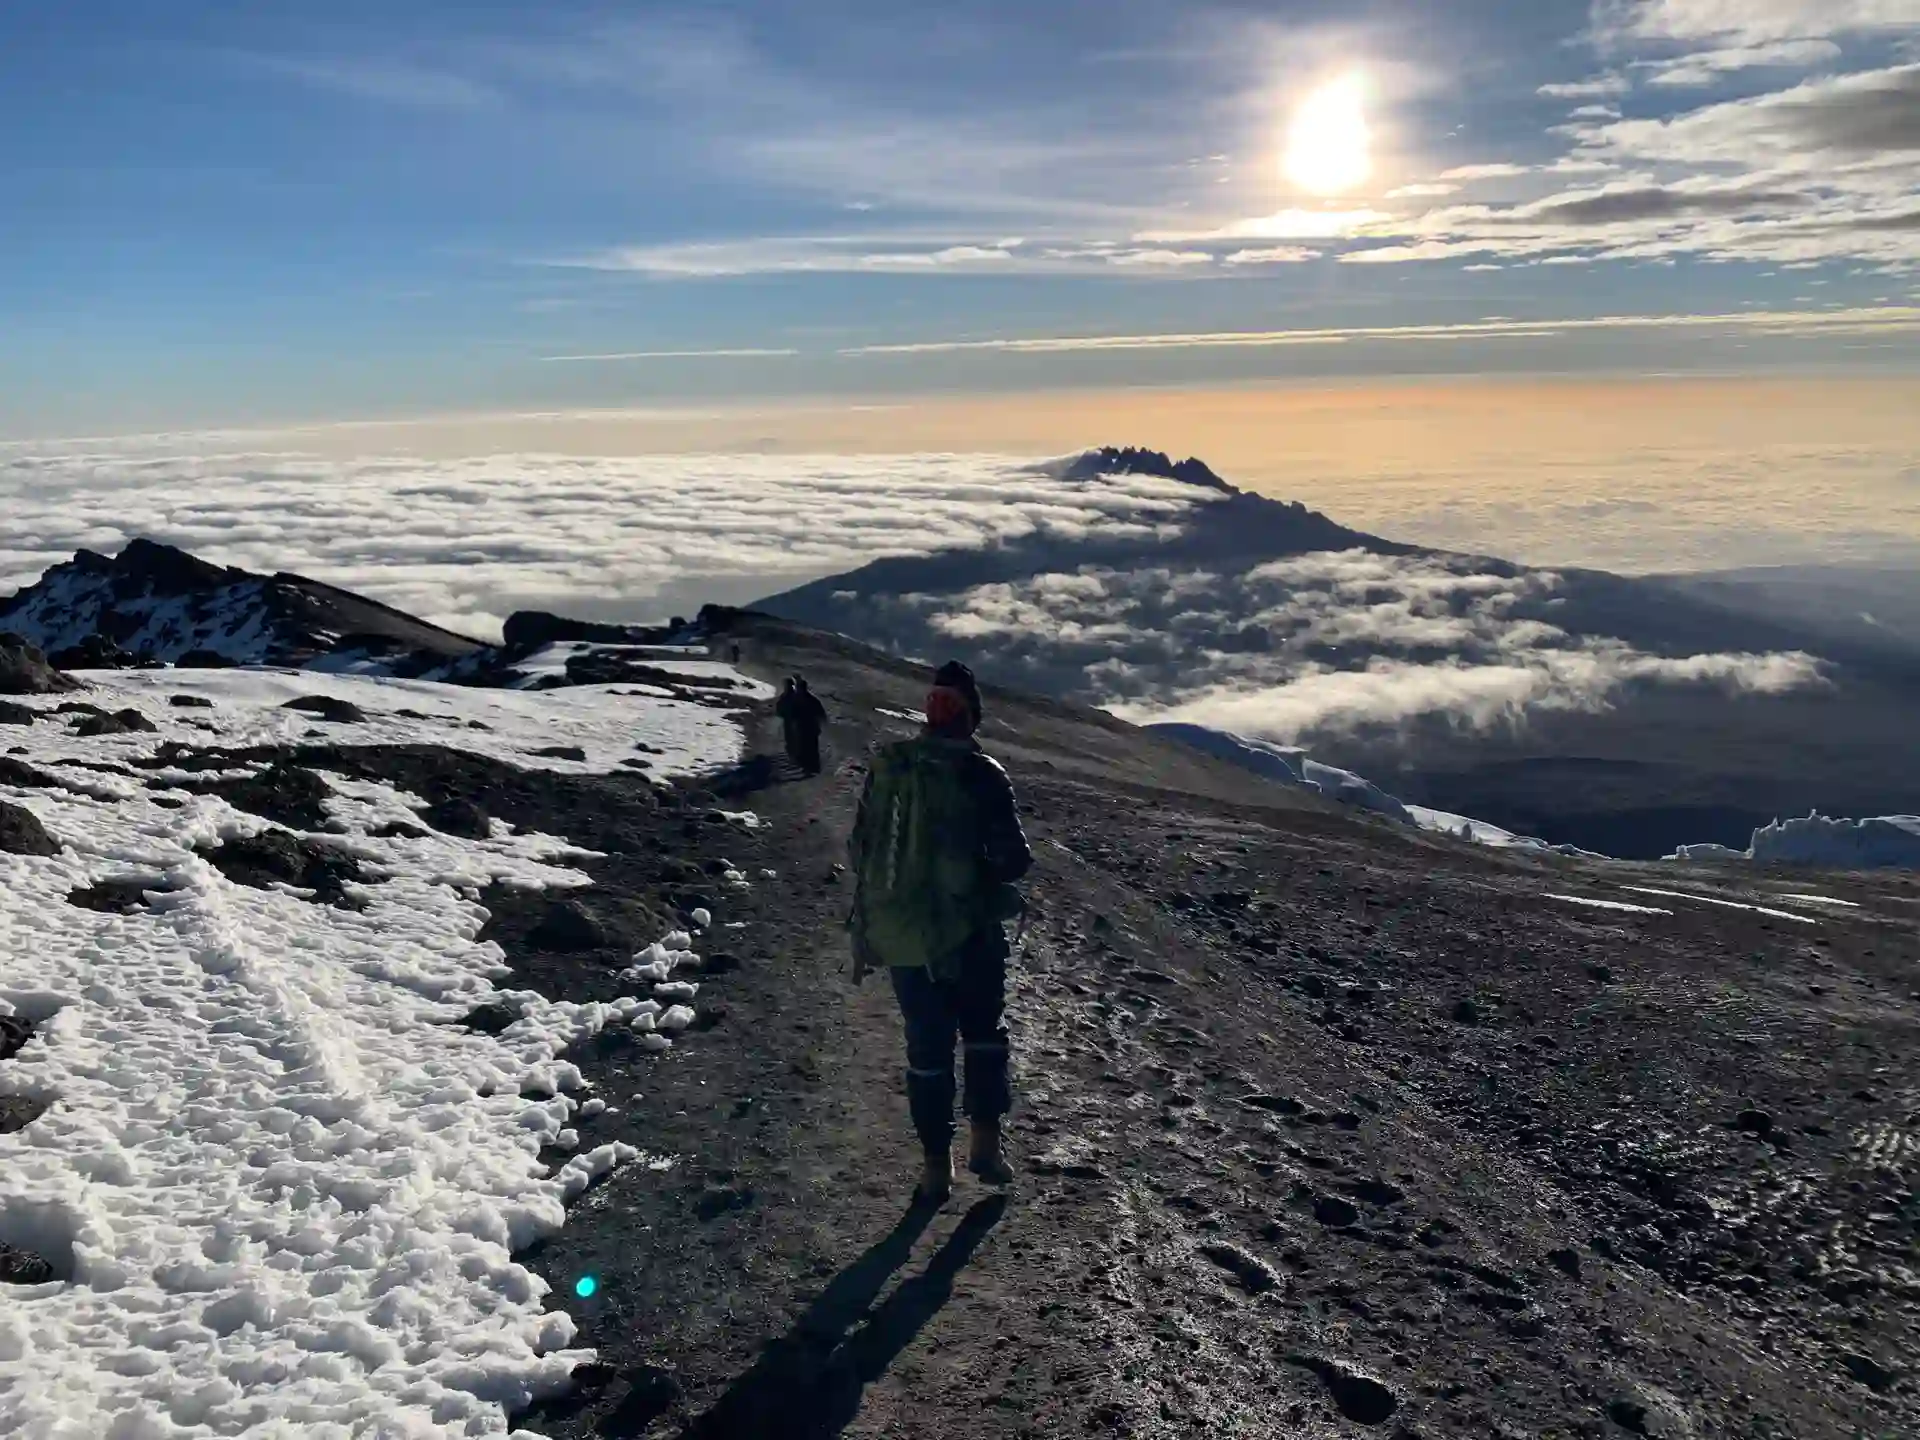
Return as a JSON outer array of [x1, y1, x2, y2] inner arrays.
[[729, 644, 743, 666], [847, 660, 1034, 1204], [775, 675, 828, 775]]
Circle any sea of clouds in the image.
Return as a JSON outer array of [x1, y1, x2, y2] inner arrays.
[[0, 448, 1208, 639], [1, 445, 1832, 741]]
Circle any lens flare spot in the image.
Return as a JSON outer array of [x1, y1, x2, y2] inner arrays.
[[575, 1275, 598, 1299]]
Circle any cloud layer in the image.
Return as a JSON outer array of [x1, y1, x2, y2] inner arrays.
[[0, 449, 1213, 639]]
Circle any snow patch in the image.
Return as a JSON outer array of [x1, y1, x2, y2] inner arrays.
[[1542, 893, 1672, 916], [0, 664, 755, 1435]]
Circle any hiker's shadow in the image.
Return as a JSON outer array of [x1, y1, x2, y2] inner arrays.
[[636, 1193, 1006, 1440], [704, 754, 819, 799]]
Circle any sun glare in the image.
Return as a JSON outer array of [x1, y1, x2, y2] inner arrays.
[[1285, 74, 1373, 197]]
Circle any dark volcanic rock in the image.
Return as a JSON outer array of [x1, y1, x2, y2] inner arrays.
[[185, 761, 337, 831], [424, 797, 491, 840], [168, 694, 215, 709], [0, 634, 80, 695], [0, 801, 58, 857], [68, 875, 172, 912], [0, 701, 35, 726], [0, 1015, 34, 1062], [460, 1003, 522, 1036], [1732, 1108, 1774, 1137], [503, 611, 670, 650], [72, 707, 158, 737], [0, 1093, 49, 1134], [49, 635, 138, 670], [532, 745, 589, 762], [528, 899, 608, 952], [281, 695, 369, 724], [0, 1242, 55, 1286], [203, 829, 366, 906], [0, 757, 56, 790]]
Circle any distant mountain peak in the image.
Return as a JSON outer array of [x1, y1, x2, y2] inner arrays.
[[1053, 447, 1236, 494]]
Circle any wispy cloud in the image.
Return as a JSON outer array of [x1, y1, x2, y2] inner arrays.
[[1596, 0, 1920, 46], [840, 306, 1920, 355], [1538, 74, 1633, 99], [539, 348, 801, 362], [1639, 39, 1845, 86], [236, 55, 500, 110]]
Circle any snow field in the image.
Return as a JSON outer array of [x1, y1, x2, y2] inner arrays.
[[0, 666, 758, 1436]]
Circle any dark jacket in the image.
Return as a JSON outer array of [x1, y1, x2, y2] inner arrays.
[[776, 688, 828, 733]]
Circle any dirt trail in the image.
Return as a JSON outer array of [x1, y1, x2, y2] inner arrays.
[[394, 615, 1915, 1440]]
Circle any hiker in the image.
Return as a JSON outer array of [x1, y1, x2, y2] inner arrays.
[[847, 661, 1033, 1204], [775, 675, 828, 775]]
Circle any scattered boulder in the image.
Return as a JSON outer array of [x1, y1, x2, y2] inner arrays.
[[68, 877, 167, 912], [202, 829, 366, 906], [1547, 1246, 1583, 1280], [72, 708, 158, 737], [0, 1016, 34, 1062], [168, 695, 215, 709], [280, 695, 369, 724], [424, 797, 490, 840], [48, 635, 137, 670], [1198, 1242, 1279, 1294], [1732, 1109, 1773, 1137], [0, 701, 34, 727], [459, 1003, 521, 1036], [1286, 1354, 1398, 1426], [0, 802, 58, 857], [0, 1094, 49, 1134], [0, 757, 55, 790], [197, 762, 335, 831], [0, 1242, 55, 1286], [694, 1179, 755, 1221], [527, 898, 607, 952], [368, 819, 430, 841], [0, 634, 80, 696], [1451, 998, 1484, 1026], [531, 745, 589, 762]]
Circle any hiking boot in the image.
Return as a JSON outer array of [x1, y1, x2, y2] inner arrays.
[[967, 1120, 1014, 1185], [915, 1147, 954, 1206]]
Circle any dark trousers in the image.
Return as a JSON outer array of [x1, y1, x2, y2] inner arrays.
[[889, 950, 1012, 1153], [784, 725, 822, 775]]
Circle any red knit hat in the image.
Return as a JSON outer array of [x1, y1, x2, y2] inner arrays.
[[924, 685, 975, 734]]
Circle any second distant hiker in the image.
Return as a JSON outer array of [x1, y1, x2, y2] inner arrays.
[[775, 675, 828, 776], [847, 661, 1034, 1205]]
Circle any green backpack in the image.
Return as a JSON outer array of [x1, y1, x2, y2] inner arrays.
[[852, 738, 993, 975]]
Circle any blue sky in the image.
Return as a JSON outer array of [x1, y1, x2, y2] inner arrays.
[[3, 0, 1917, 434]]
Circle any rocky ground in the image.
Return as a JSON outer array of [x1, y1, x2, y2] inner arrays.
[[20, 616, 1913, 1439]]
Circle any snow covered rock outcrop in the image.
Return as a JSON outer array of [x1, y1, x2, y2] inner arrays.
[[1674, 813, 1920, 870], [0, 538, 484, 670]]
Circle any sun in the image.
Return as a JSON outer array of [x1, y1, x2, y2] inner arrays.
[[1285, 74, 1373, 197]]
